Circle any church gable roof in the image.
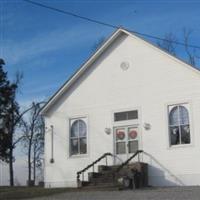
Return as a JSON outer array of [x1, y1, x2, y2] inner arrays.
[[41, 28, 200, 115]]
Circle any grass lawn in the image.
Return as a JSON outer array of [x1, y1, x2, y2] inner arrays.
[[0, 186, 77, 200]]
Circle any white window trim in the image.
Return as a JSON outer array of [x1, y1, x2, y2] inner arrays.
[[166, 102, 194, 149], [68, 116, 89, 158]]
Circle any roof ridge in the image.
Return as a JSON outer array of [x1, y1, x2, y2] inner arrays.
[[40, 28, 200, 115]]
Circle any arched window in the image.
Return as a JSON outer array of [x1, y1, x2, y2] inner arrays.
[[168, 104, 190, 145], [70, 118, 87, 155]]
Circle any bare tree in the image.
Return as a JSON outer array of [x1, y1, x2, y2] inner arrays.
[[157, 32, 177, 56], [21, 102, 45, 186], [157, 29, 199, 67], [182, 28, 200, 67], [32, 122, 44, 184]]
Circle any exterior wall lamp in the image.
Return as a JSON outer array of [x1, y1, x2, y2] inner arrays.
[[144, 123, 151, 130], [105, 128, 111, 135]]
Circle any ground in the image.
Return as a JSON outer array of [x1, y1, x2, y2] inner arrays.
[[1, 186, 200, 200], [0, 187, 76, 200]]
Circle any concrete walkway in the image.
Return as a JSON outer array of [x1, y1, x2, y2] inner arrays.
[[27, 186, 200, 200]]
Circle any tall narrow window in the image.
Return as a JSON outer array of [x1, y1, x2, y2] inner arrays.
[[70, 118, 87, 156], [168, 104, 190, 146]]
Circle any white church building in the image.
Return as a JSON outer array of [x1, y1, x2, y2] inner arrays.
[[41, 28, 200, 188]]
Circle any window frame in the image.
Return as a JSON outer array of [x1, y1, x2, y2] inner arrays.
[[114, 110, 138, 122], [114, 126, 139, 155], [69, 117, 88, 157], [112, 107, 139, 125], [167, 102, 193, 148]]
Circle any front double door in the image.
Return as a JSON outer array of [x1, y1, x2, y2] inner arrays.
[[114, 125, 139, 164]]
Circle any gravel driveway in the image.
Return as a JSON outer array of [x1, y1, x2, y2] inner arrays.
[[27, 186, 200, 200]]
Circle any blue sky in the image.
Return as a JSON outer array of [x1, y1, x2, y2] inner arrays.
[[1, 0, 200, 109]]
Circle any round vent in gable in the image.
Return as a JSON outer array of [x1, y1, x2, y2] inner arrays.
[[120, 61, 130, 71]]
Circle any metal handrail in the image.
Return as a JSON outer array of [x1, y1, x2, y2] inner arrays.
[[76, 152, 114, 183], [77, 150, 143, 185], [115, 150, 143, 173]]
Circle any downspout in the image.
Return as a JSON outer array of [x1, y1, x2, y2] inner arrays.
[[50, 125, 54, 163]]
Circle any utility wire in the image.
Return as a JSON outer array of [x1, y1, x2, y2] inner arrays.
[[23, 0, 200, 50]]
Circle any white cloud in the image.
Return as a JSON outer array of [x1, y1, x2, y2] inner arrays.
[[2, 25, 97, 66]]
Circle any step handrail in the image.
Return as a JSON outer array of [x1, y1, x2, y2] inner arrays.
[[115, 150, 143, 173], [77, 152, 114, 183]]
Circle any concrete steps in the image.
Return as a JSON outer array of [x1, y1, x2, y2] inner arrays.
[[79, 162, 148, 190]]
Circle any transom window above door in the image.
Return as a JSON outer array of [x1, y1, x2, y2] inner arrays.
[[168, 104, 191, 146], [114, 110, 138, 122], [69, 118, 87, 156]]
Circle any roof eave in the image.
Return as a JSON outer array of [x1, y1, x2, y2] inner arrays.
[[40, 28, 127, 115], [40, 27, 200, 116]]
